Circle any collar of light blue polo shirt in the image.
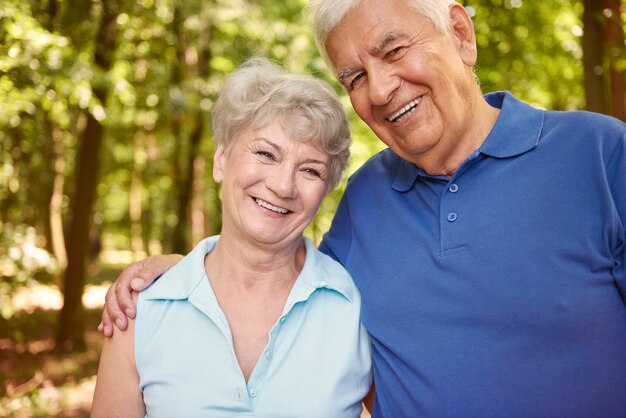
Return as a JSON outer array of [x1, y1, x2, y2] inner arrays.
[[391, 91, 544, 192], [143, 235, 355, 315]]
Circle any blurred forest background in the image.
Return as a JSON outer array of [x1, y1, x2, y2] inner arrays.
[[1, 0, 625, 416]]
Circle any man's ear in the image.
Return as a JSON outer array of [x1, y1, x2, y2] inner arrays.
[[449, 3, 477, 67], [213, 145, 225, 183]]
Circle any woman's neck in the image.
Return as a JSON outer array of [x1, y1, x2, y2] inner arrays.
[[204, 234, 305, 292]]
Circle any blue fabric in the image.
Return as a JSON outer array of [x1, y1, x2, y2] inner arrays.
[[136, 236, 372, 418], [320, 91, 626, 417]]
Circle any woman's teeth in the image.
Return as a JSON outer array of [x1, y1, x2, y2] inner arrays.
[[255, 198, 288, 214]]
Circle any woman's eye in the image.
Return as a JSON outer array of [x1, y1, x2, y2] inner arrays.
[[255, 150, 276, 161], [302, 168, 322, 178]]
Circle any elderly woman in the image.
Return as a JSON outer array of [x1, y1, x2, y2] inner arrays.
[[91, 57, 372, 417]]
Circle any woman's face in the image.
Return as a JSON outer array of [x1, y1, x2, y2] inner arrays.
[[214, 119, 330, 249]]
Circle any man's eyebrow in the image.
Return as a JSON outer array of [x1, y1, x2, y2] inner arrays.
[[337, 68, 359, 85], [336, 32, 403, 85], [370, 32, 401, 56]]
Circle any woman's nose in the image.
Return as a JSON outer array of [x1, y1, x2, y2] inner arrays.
[[266, 169, 297, 198]]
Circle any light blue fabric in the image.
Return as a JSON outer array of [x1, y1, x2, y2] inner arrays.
[[135, 235, 372, 418]]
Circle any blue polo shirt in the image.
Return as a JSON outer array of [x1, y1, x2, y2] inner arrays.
[[320, 92, 626, 417], [136, 236, 372, 418]]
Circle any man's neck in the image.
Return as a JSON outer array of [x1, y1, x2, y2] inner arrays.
[[413, 98, 500, 177]]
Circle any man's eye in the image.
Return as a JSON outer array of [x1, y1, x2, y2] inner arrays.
[[386, 46, 406, 60], [350, 72, 366, 90]]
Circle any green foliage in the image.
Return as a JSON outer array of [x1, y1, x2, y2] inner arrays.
[[1, 0, 620, 290], [469, 0, 585, 109]]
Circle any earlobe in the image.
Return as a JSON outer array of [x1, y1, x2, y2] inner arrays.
[[449, 3, 477, 67], [213, 145, 225, 183]]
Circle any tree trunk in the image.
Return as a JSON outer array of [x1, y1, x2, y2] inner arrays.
[[172, 113, 203, 253], [56, 2, 118, 351], [191, 154, 206, 245], [602, 0, 625, 121], [130, 131, 146, 260], [57, 105, 103, 351], [48, 124, 67, 271], [171, 26, 213, 252], [169, 5, 187, 253], [582, 0, 607, 114], [144, 133, 158, 254]]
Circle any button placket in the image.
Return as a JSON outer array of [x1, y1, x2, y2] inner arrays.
[[446, 182, 459, 223], [439, 178, 464, 253]]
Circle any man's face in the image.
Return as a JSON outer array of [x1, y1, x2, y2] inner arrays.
[[325, 0, 477, 167]]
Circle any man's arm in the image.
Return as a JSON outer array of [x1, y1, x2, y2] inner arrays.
[[91, 296, 144, 417], [98, 254, 182, 337], [609, 131, 626, 292]]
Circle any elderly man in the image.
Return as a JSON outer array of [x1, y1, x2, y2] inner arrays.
[[103, 0, 626, 416]]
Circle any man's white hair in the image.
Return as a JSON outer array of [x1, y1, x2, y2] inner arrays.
[[308, 0, 456, 71]]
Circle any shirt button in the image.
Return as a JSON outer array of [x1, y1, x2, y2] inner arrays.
[[250, 389, 258, 397], [449, 183, 459, 193], [279, 316, 286, 323], [265, 350, 272, 359], [447, 212, 458, 222]]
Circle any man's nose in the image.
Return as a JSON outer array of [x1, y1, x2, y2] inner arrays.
[[368, 66, 400, 106]]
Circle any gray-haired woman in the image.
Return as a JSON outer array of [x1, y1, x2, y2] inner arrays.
[[91, 57, 372, 418]]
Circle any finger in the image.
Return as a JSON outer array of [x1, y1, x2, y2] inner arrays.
[[106, 281, 129, 329], [114, 278, 135, 322], [131, 255, 183, 290], [111, 259, 148, 320], [100, 292, 116, 338]]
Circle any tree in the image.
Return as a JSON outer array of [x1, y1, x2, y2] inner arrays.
[[57, 0, 120, 350], [582, 0, 625, 120]]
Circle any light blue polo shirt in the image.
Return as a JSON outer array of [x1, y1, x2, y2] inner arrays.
[[135, 235, 372, 418]]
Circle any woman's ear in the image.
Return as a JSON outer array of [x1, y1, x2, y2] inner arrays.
[[449, 3, 477, 67], [213, 145, 225, 183]]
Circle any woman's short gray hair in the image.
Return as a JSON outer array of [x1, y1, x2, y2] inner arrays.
[[309, 0, 455, 70], [212, 57, 351, 190]]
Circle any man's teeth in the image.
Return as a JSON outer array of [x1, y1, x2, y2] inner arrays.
[[389, 98, 421, 122], [255, 198, 288, 214]]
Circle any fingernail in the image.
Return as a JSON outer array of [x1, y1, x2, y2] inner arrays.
[[125, 309, 135, 318], [116, 319, 124, 328]]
